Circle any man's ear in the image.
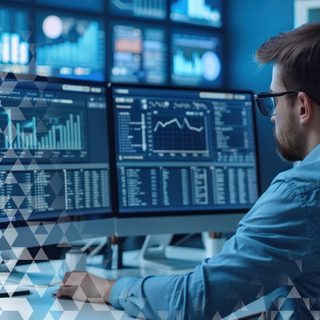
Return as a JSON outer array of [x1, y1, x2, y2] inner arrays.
[[298, 92, 312, 124]]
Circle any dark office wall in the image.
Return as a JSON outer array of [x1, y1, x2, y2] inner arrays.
[[225, 0, 293, 193]]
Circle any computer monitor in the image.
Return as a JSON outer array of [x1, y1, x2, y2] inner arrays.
[[35, 12, 106, 81], [170, 0, 223, 28], [170, 28, 223, 88], [110, 21, 167, 85], [109, 83, 260, 268], [0, 73, 114, 257]]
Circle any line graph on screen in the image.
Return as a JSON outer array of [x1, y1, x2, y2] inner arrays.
[[152, 115, 208, 153]]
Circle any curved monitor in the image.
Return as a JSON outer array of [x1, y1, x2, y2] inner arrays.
[[108, 83, 260, 236], [0, 74, 114, 250]]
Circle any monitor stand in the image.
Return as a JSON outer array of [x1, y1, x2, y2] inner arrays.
[[139, 234, 200, 270], [0, 248, 25, 273]]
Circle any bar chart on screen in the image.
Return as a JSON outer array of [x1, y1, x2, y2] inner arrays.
[[36, 14, 105, 81], [170, 0, 222, 27], [0, 9, 30, 74], [171, 31, 222, 87], [0, 104, 88, 162], [110, 0, 166, 19]]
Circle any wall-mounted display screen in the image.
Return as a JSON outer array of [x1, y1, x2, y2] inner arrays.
[[171, 29, 223, 87], [35, 0, 104, 12], [110, 0, 166, 20], [0, 8, 30, 74], [5, 0, 225, 87], [111, 22, 167, 84], [36, 13, 106, 81], [170, 0, 222, 27]]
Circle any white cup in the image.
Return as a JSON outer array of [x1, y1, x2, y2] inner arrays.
[[202, 232, 226, 258], [64, 249, 87, 272]]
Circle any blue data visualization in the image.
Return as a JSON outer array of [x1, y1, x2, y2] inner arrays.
[[111, 23, 167, 84], [36, 13, 106, 81], [170, 0, 222, 27], [35, 0, 104, 12], [171, 30, 223, 87], [153, 115, 207, 153], [0, 104, 88, 163], [0, 8, 30, 74], [110, 0, 166, 20]]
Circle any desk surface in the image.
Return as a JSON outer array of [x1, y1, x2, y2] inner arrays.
[[0, 248, 265, 320]]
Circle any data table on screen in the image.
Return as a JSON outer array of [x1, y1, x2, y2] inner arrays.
[[35, 0, 104, 12], [0, 8, 30, 74], [111, 23, 167, 84], [170, 0, 222, 27], [171, 30, 223, 87], [110, 0, 166, 20], [36, 13, 106, 81]]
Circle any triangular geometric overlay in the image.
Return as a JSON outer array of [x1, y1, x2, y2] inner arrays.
[[111, 310, 127, 320], [34, 223, 49, 235], [34, 81, 49, 94], [34, 248, 49, 261], [279, 310, 294, 320]]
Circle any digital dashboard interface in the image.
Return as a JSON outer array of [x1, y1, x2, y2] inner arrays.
[[112, 86, 259, 214], [36, 13, 106, 81], [170, 0, 222, 28], [171, 29, 222, 87], [0, 8, 30, 74], [0, 78, 111, 223], [110, 0, 166, 20], [111, 22, 167, 85]]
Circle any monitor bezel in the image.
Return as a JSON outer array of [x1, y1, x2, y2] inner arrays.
[[108, 82, 261, 219], [0, 72, 114, 229]]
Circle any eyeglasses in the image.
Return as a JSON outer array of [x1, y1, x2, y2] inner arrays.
[[254, 90, 320, 116]]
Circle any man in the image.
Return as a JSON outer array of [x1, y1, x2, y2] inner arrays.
[[57, 23, 320, 319]]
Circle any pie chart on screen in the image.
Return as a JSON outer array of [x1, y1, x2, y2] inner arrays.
[[42, 15, 63, 39], [201, 51, 221, 81]]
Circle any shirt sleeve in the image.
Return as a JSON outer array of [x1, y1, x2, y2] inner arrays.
[[110, 178, 311, 320]]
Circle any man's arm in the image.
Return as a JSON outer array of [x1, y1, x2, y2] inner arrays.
[[57, 179, 311, 319], [56, 271, 116, 304]]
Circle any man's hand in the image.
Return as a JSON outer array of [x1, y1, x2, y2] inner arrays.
[[56, 271, 116, 304]]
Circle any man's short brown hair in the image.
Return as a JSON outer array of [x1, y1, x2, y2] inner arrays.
[[255, 23, 320, 100]]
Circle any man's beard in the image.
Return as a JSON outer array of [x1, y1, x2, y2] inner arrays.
[[273, 113, 306, 162]]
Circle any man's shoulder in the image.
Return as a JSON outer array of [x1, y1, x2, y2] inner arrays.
[[271, 159, 320, 195]]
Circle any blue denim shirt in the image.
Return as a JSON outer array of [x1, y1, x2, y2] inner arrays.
[[110, 144, 320, 320]]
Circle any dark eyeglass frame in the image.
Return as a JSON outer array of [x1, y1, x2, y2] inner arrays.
[[254, 90, 320, 116]]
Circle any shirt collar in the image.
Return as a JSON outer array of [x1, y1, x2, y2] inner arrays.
[[300, 143, 320, 165]]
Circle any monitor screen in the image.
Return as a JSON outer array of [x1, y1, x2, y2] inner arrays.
[[35, 0, 104, 12], [110, 0, 167, 20], [35, 12, 106, 81], [0, 76, 111, 224], [171, 29, 223, 87], [0, 7, 30, 74], [111, 85, 259, 215], [110, 22, 167, 85], [170, 0, 222, 28]]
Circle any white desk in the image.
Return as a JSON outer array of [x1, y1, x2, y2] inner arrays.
[[0, 247, 265, 320]]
